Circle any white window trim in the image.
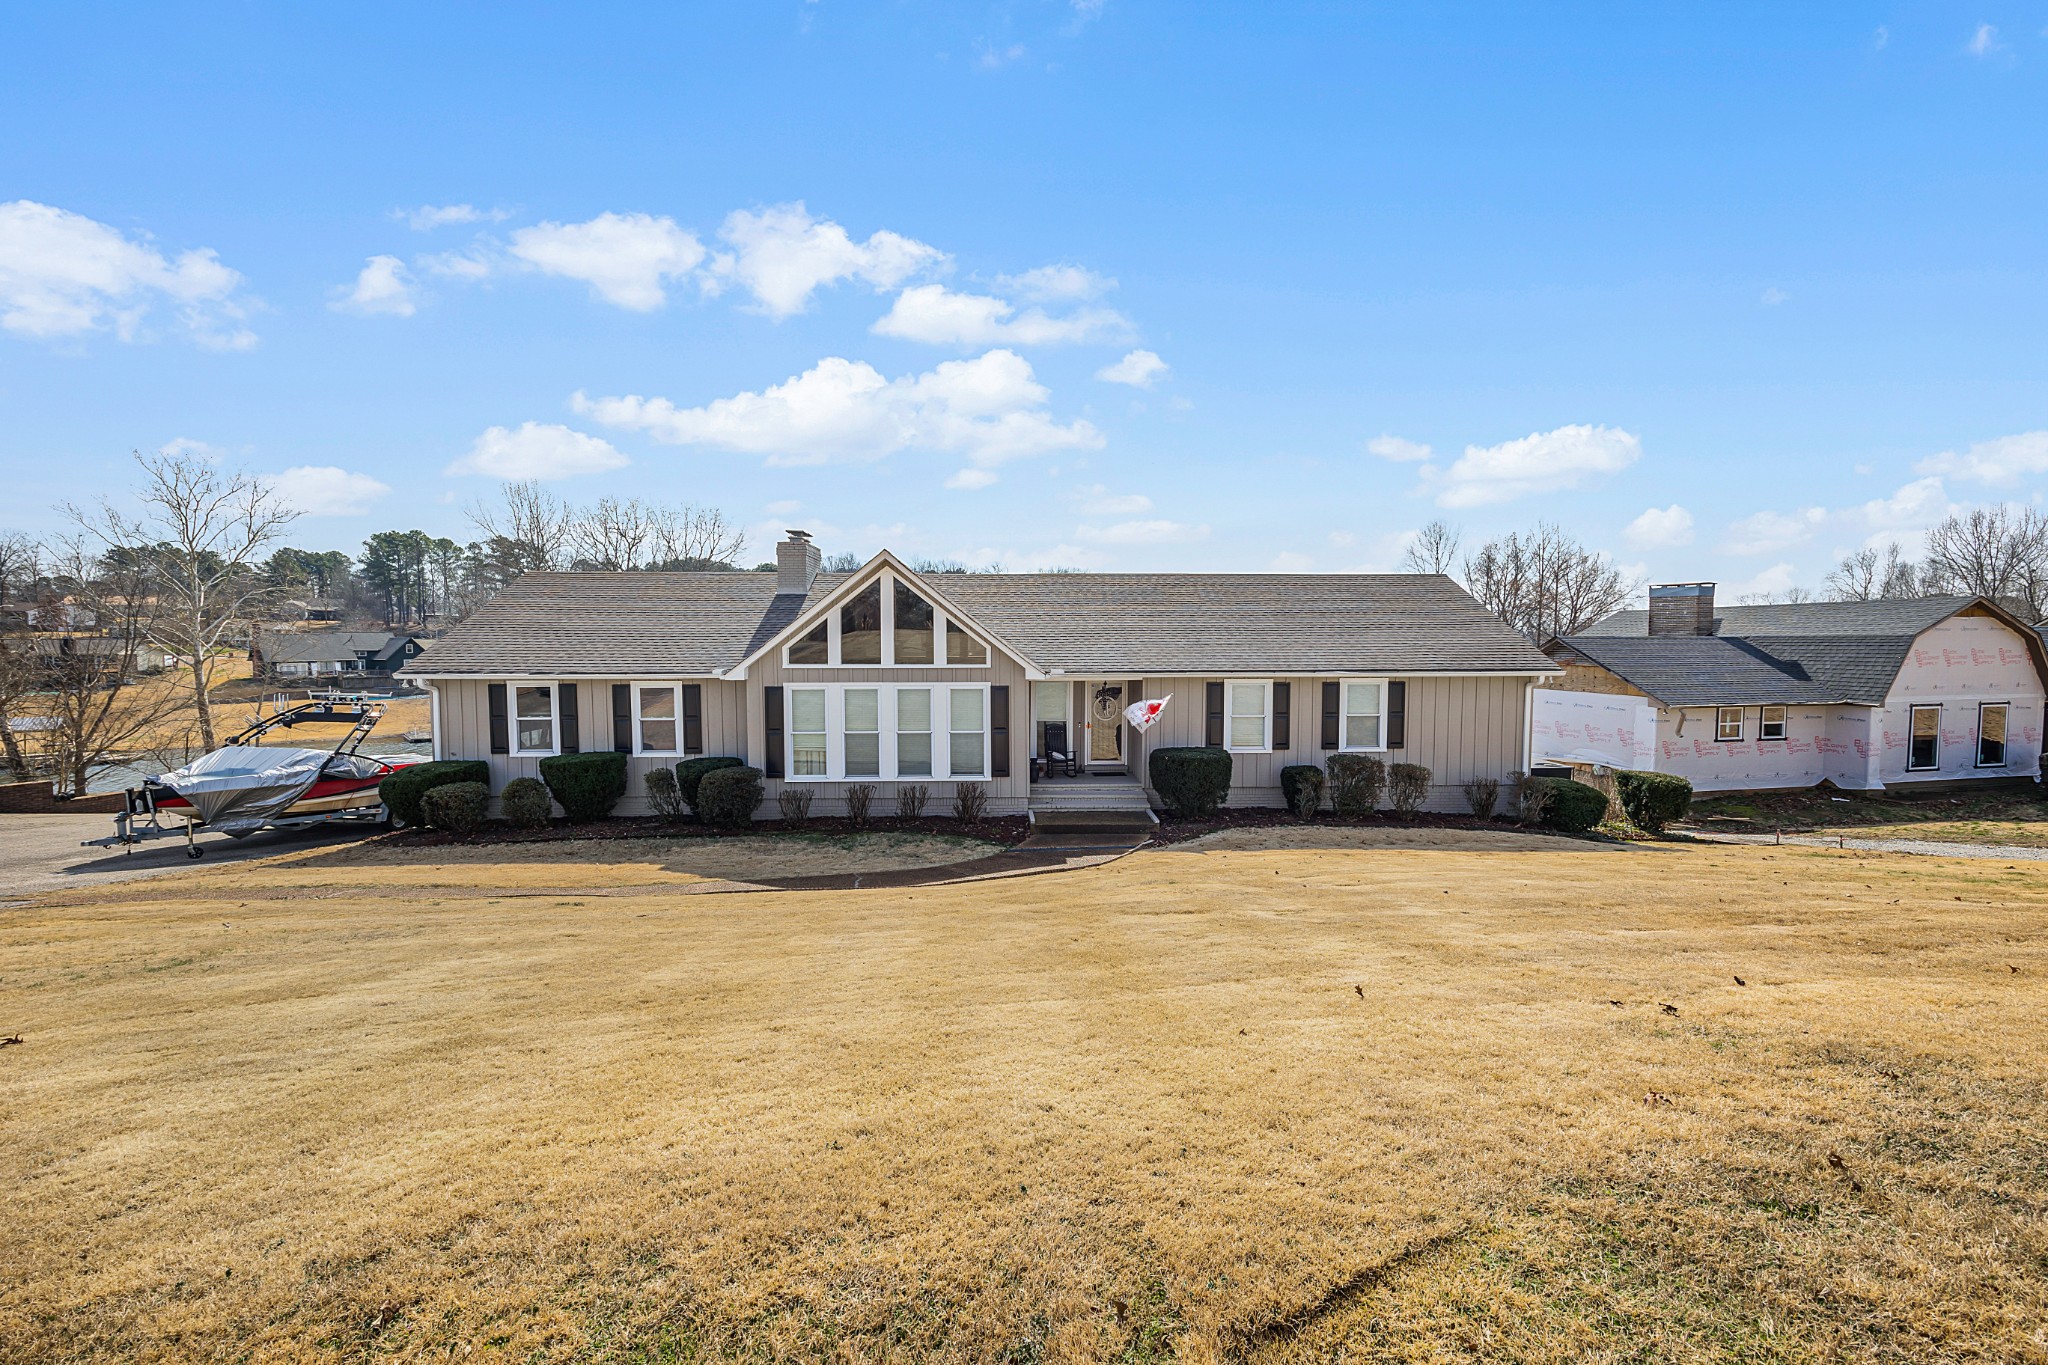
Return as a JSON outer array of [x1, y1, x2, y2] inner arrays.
[[1758, 705, 1787, 742], [1224, 678, 1273, 754], [783, 570, 992, 669], [782, 682, 991, 781], [1715, 706, 1743, 742], [633, 681, 682, 756], [1338, 677, 1390, 753], [511, 683, 560, 757], [1906, 703, 1942, 772], [1975, 701, 2009, 770]]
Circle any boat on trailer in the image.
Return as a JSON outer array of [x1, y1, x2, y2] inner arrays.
[[84, 697, 425, 859]]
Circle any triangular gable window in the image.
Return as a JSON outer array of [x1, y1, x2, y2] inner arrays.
[[783, 567, 991, 668]]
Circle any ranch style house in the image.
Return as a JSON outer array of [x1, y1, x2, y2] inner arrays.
[[401, 531, 1561, 819], [1536, 582, 2048, 794]]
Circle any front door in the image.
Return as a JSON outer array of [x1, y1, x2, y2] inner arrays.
[[1084, 681, 1125, 768]]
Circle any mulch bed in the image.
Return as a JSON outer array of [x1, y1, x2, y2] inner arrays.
[[381, 814, 1034, 851], [1147, 806, 1588, 845]]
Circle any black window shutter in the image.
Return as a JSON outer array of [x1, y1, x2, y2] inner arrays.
[[612, 684, 632, 753], [1387, 680, 1406, 749], [1205, 680, 1225, 747], [1321, 681, 1339, 750], [682, 684, 703, 755], [763, 686, 784, 778], [488, 682, 509, 755], [991, 685, 1010, 778], [558, 682, 580, 753], [1272, 681, 1291, 750]]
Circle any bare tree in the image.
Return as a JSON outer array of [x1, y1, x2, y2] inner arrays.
[[1826, 543, 1924, 602], [66, 449, 299, 750], [0, 533, 41, 774], [648, 503, 746, 569], [466, 480, 574, 571], [1921, 505, 2048, 621], [1401, 520, 1462, 575], [31, 539, 187, 797], [1463, 522, 1633, 639]]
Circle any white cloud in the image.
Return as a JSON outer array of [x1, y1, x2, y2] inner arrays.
[[1874, 25, 1889, 48], [1968, 22, 1999, 55], [1367, 434, 1432, 462], [1095, 348, 1169, 388], [1729, 562, 1800, 601], [1723, 506, 1827, 555], [1074, 518, 1209, 545], [447, 422, 628, 480], [1270, 550, 1314, 571], [265, 465, 392, 515], [0, 199, 253, 347], [398, 204, 510, 231], [332, 254, 415, 317], [574, 348, 1101, 471], [945, 468, 1000, 490], [1848, 476, 1959, 544], [1623, 504, 1695, 550], [157, 436, 224, 462], [996, 264, 1113, 301], [1914, 430, 2048, 487], [1761, 287, 1788, 306], [1073, 484, 1153, 516], [977, 41, 1028, 68], [1425, 424, 1641, 508], [874, 283, 1131, 347], [420, 248, 495, 281], [707, 203, 945, 318], [507, 212, 706, 310]]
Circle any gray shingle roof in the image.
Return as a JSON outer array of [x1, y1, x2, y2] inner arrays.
[[263, 631, 415, 665], [1559, 596, 1995, 706], [406, 569, 1558, 677]]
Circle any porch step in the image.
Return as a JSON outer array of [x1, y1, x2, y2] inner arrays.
[[1028, 781, 1155, 816]]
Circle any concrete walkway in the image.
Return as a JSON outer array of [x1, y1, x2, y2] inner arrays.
[[1683, 827, 2048, 862]]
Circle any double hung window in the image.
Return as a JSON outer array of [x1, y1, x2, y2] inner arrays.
[[635, 684, 678, 754], [781, 683, 987, 780], [1759, 705, 1787, 741], [1342, 681, 1383, 750], [791, 688, 829, 776], [1227, 681, 1270, 752], [844, 688, 882, 776], [897, 688, 933, 776], [514, 685, 555, 755], [1715, 706, 1743, 741]]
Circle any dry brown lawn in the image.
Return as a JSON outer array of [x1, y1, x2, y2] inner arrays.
[[2, 830, 2044, 1363]]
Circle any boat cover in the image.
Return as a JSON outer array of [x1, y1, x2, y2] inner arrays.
[[155, 746, 352, 834]]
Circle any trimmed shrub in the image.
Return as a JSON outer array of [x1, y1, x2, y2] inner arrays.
[[777, 785, 813, 828], [537, 751, 628, 823], [953, 782, 989, 823], [1539, 777, 1610, 833], [644, 767, 686, 820], [1388, 762, 1433, 816], [896, 783, 929, 820], [676, 756, 745, 816], [1615, 770, 1692, 832], [844, 782, 877, 829], [420, 781, 489, 835], [1280, 764, 1326, 819], [1462, 776, 1500, 819], [1326, 753, 1386, 816], [500, 776, 553, 829], [1149, 747, 1234, 818], [379, 759, 489, 828], [695, 765, 763, 829]]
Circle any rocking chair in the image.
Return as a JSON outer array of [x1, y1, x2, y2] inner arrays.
[[1036, 720, 1077, 779]]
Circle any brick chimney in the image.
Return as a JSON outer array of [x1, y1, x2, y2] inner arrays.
[[1647, 582, 1715, 637], [776, 530, 821, 595]]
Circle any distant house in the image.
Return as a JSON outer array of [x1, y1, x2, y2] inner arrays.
[[255, 630, 425, 679], [277, 597, 348, 623], [1537, 582, 2048, 793], [398, 531, 1560, 820]]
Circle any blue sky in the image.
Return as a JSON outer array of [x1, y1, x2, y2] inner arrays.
[[3, 3, 2046, 596]]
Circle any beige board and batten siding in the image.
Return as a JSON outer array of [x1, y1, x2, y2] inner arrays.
[[745, 649, 1034, 816], [433, 678, 749, 816], [1129, 674, 1532, 812]]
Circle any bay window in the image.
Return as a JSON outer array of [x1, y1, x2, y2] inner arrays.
[[514, 685, 555, 755], [635, 684, 679, 754], [1227, 681, 1270, 752]]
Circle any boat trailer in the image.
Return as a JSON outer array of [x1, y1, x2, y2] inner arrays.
[[84, 698, 393, 858]]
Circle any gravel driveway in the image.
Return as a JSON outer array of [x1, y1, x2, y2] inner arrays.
[[1685, 828, 2048, 862]]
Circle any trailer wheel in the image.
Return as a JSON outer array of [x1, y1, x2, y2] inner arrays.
[[186, 846, 205, 859]]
